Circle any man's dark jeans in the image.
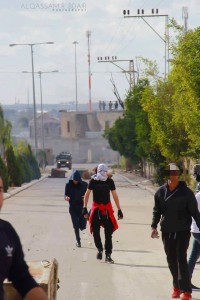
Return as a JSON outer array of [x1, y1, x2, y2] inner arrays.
[[188, 232, 200, 277], [91, 209, 114, 255], [69, 206, 87, 243], [162, 230, 191, 293]]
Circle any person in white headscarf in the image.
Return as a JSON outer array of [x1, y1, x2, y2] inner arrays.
[[82, 163, 123, 264]]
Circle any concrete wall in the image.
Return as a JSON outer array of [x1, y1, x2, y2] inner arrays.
[[59, 110, 123, 138], [19, 134, 119, 164], [96, 110, 123, 130], [19, 110, 123, 164]]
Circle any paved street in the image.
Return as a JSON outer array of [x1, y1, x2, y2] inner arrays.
[[1, 164, 200, 300]]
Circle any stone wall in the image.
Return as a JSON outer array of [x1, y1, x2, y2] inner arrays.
[[59, 110, 123, 138]]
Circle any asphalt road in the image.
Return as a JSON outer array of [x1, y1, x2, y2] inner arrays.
[[2, 164, 200, 300]]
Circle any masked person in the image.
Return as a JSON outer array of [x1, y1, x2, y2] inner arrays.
[[151, 163, 200, 300], [65, 170, 88, 247], [0, 175, 49, 300], [82, 163, 123, 264]]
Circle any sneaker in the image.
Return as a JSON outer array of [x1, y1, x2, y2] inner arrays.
[[180, 292, 192, 300], [196, 259, 200, 264], [76, 242, 81, 248], [96, 250, 103, 260], [105, 254, 114, 264], [171, 288, 181, 298], [191, 283, 200, 290]]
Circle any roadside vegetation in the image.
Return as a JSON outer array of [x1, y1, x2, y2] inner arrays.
[[104, 22, 200, 186], [0, 106, 40, 192]]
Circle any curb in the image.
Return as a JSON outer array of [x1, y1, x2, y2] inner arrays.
[[3, 174, 49, 200], [118, 173, 157, 195]]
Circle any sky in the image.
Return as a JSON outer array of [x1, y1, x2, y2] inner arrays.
[[0, 0, 199, 110]]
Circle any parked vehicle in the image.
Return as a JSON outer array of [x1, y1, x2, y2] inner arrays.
[[56, 152, 72, 169]]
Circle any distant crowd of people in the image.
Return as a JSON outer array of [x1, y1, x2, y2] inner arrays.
[[99, 100, 119, 111]]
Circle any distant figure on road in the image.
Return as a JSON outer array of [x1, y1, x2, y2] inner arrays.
[[102, 101, 106, 111], [82, 163, 123, 263], [0, 175, 49, 300], [108, 100, 112, 110], [65, 170, 88, 247], [151, 163, 200, 300], [99, 100, 102, 111], [114, 100, 118, 110]]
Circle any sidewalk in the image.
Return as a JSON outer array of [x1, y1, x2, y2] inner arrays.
[[116, 169, 158, 195], [3, 174, 49, 200]]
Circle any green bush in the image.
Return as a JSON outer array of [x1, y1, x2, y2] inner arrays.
[[17, 154, 33, 183], [0, 156, 9, 192], [5, 146, 22, 187], [27, 145, 41, 180]]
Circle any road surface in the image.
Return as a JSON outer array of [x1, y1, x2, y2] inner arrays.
[[2, 164, 200, 300]]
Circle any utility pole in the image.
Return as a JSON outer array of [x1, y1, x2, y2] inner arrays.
[[123, 9, 169, 78], [97, 56, 136, 90], [73, 41, 78, 111], [182, 7, 188, 33], [9, 41, 54, 158], [86, 30, 92, 112]]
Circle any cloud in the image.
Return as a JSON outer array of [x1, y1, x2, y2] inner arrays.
[[0, 0, 199, 105]]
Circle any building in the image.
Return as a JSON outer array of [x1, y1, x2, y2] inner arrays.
[[58, 110, 123, 163], [25, 109, 123, 164]]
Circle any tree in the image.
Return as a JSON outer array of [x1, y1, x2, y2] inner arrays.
[[15, 142, 41, 181], [5, 146, 22, 187], [0, 156, 9, 192], [169, 26, 200, 158], [0, 105, 12, 157], [104, 116, 138, 161], [104, 79, 154, 170], [142, 80, 185, 160], [125, 79, 151, 159]]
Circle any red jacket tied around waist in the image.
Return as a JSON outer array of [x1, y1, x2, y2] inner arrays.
[[89, 201, 118, 233]]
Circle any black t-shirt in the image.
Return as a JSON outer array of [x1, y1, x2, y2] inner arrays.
[[0, 219, 38, 299], [88, 178, 116, 204]]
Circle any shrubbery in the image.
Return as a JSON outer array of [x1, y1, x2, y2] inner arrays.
[[0, 143, 41, 191], [0, 156, 9, 192]]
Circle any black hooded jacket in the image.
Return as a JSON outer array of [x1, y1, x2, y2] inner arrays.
[[65, 170, 88, 208], [151, 181, 200, 233], [0, 220, 38, 299]]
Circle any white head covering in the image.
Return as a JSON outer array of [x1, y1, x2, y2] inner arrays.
[[92, 163, 108, 181], [167, 163, 180, 171]]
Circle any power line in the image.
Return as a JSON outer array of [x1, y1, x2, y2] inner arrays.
[[123, 8, 169, 77]]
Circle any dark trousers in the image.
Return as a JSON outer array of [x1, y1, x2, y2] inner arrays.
[[162, 230, 191, 293], [69, 206, 87, 243], [91, 209, 114, 255], [188, 232, 200, 277]]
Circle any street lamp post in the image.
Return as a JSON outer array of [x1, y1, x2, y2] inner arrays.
[[9, 42, 54, 157], [86, 31, 92, 112], [73, 41, 78, 112], [22, 70, 58, 167]]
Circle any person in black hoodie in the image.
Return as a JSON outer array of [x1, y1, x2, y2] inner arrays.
[[65, 170, 88, 247], [151, 163, 200, 300], [0, 175, 49, 300]]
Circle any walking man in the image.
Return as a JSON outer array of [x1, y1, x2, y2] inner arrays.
[[65, 170, 88, 247], [151, 163, 200, 300], [82, 163, 123, 263]]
